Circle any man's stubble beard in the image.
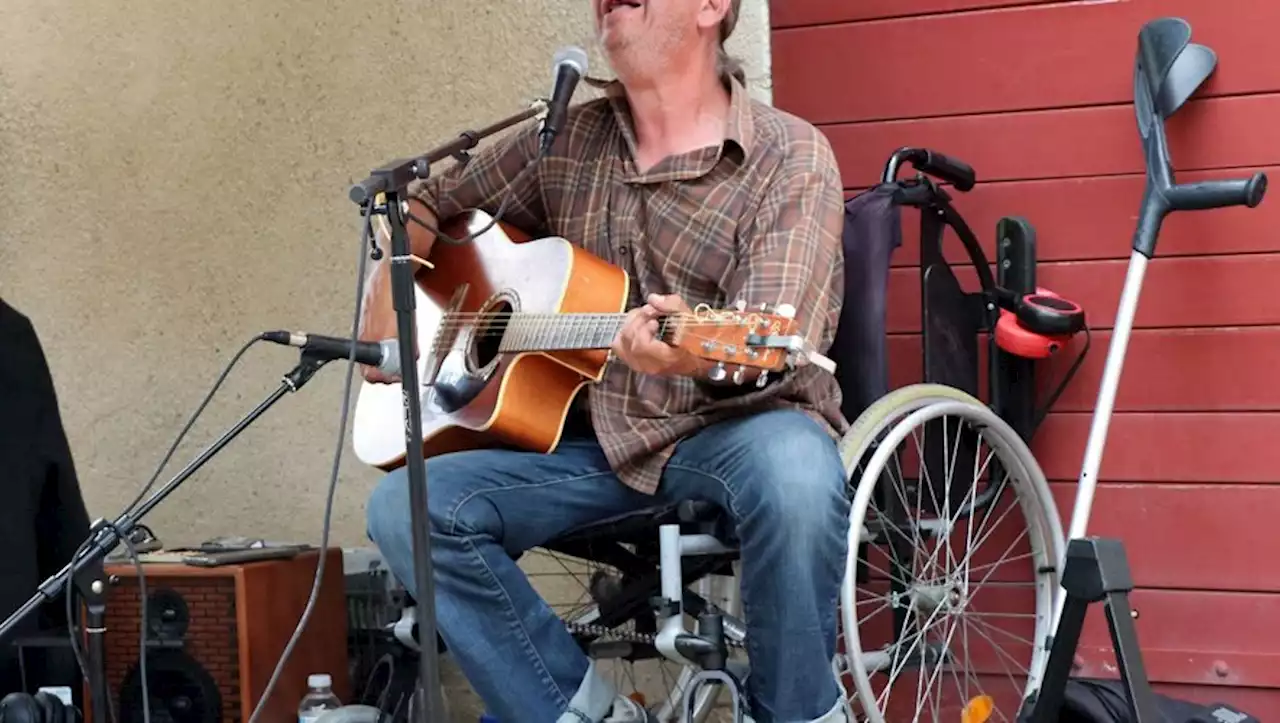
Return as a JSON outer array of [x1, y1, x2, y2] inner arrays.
[[602, 30, 687, 87]]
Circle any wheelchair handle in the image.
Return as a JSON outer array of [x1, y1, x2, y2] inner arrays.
[[882, 146, 977, 192]]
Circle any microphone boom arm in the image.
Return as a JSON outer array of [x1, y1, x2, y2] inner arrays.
[[0, 350, 333, 723], [348, 99, 548, 206]]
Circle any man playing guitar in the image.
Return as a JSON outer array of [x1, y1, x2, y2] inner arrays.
[[359, 1, 850, 720]]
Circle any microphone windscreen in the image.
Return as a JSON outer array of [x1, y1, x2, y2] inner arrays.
[[553, 46, 589, 76]]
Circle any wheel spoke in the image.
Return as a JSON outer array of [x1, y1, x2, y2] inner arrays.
[[841, 390, 1062, 723]]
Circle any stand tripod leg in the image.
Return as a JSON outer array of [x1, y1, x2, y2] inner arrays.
[[1024, 591, 1087, 723], [1102, 576, 1158, 722], [1023, 537, 1157, 723]]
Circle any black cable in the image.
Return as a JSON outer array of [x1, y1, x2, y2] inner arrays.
[[358, 652, 396, 717], [245, 202, 374, 723], [247, 129, 548, 723], [1031, 323, 1092, 438], [121, 334, 268, 515], [64, 333, 267, 723], [401, 147, 545, 246], [103, 521, 150, 723]]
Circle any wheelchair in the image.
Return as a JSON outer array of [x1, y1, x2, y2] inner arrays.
[[522, 147, 1090, 722]]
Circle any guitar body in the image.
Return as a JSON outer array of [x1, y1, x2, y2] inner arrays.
[[351, 210, 629, 472]]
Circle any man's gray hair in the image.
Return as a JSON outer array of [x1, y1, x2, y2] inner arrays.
[[717, 0, 746, 84]]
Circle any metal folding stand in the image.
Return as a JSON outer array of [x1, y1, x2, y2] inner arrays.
[[1020, 538, 1157, 723]]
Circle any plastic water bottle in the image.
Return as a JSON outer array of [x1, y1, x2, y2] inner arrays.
[[298, 673, 341, 723]]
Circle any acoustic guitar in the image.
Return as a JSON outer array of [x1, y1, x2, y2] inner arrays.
[[350, 207, 830, 472]]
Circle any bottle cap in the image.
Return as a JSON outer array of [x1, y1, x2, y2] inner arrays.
[[308, 673, 332, 689]]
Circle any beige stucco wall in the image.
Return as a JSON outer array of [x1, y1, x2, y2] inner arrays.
[[0, 2, 772, 546]]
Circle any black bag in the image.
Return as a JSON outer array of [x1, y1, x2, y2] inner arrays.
[[1057, 679, 1260, 723]]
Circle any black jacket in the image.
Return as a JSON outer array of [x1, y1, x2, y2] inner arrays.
[[0, 298, 91, 692]]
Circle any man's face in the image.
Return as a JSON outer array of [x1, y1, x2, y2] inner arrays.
[[593, 0, 701, 63]]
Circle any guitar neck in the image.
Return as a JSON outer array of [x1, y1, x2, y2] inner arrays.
[[496, 313, 677, 353]]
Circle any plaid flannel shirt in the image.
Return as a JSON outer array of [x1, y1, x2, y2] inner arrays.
[[408, 75, 847, 494]]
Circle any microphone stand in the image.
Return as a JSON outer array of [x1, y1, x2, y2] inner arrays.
[[0, 351, 332, 723], [347, 100, 547, 723]]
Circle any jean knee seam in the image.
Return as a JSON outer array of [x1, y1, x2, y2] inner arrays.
[[662, 462, 744, 522], [465, 536, 571, 710], [446, 470, 619, 536]]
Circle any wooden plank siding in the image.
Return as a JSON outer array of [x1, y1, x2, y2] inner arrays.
[[770, 0, 1280, 716]]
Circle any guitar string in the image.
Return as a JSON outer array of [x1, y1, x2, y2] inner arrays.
[[496, 326, 784, 364], [429, 317, 771, 331], [406, 302, 780, 324], [416, 313, 784, 334], [463, 320, 778, 344], [405, 309, 769, 317]]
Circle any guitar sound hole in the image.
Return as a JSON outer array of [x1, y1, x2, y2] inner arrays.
[[469, 300, 512, 372]]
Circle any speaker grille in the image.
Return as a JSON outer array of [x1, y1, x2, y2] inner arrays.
[[104, 577, 241, 723]]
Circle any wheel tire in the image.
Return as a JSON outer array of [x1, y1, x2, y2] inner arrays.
[[836, 384, 1065, 722]]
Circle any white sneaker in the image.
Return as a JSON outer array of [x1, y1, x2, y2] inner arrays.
[[601, 696, 657, 723]]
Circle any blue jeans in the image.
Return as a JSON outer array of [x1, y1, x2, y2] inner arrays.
[[366, 409, 850, 722]]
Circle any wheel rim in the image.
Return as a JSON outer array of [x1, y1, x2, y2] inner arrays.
[[841, 400, 1063, 723]]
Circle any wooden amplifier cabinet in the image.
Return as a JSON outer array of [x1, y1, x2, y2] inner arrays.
[[93, 548, 349, 723]]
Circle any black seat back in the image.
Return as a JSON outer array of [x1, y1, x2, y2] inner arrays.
[[829, 184, 903, 425]]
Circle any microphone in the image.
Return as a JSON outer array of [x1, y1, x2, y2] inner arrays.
[[540, 46, 589, 155], [263, 331, 401, 376]]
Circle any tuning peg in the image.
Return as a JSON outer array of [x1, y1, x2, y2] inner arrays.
[[758, 302, 771, 313], [756, 371, 769, 388], [709, 362, 727, 382], [775, 303, 796, 319], [732, 365, 746, 385]]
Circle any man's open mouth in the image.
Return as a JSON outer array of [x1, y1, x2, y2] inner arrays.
[[604, 0, 642, 15]]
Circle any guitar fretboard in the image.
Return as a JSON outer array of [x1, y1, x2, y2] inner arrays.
[[493, 313, 676, 353]]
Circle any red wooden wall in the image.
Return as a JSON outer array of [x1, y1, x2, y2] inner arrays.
[[771, 0, 1280, 716]]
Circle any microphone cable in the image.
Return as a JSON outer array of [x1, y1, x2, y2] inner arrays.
[[63, 331, 271, 723], [401, 130, 548, 247], [121, 333, 269, 516], [60, 112, 551, 723], [247, 119, 551, 723], [243, 201, 373, 723]]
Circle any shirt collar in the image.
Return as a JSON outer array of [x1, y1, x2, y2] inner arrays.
[[605, 72, 754, 183]]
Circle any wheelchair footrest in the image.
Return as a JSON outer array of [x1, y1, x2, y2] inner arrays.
[[682, 669, 747, 723]]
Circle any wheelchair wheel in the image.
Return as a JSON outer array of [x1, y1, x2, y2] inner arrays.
[[837, 384, 1065, 722]]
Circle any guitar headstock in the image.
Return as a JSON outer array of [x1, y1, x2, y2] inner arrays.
[[670, 302, 837, 386]]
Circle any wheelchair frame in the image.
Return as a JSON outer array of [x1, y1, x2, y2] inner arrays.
[[536, 146, 1092, 717]]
